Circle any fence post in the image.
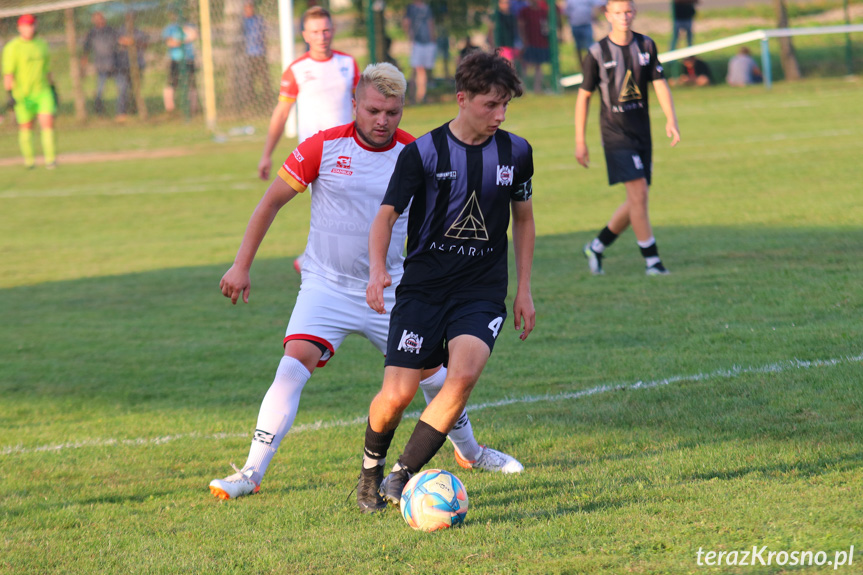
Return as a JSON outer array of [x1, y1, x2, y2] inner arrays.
[[64, 7, 87, 122], [366, 0, 376, 64], [549, 0, 560, 93], [199, 0, 217, 130], [760, 37, 772, 89], [277, 0, 297, 138], [843, 0, 853, 75]]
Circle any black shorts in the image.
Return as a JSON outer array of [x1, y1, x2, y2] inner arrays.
[[604, 147, 652, 186], [168, 60, 197, 89], [385, 298, 508, 369]]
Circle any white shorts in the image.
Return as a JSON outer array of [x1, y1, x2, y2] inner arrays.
[[284, 278, 395, 368], [410, 42, 437, 69]]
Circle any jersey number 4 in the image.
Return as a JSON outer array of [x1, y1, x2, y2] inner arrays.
[[488, 317, 504, 339]]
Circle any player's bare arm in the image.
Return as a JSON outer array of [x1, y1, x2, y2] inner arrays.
[[221, 177, 299, 304], [574, 88, 592, 168], [511, 199, 536, 341], [366, 205, 400, 314], [652, 78, 680, 146], [258, 99, 295, 180]]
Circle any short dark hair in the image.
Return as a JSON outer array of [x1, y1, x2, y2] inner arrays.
[[455, 51, 524, 99]]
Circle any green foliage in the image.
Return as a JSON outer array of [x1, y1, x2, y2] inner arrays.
[[1, 78, 862, 573]]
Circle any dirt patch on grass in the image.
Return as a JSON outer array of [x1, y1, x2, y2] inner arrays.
[[0, 147, 196, 168]]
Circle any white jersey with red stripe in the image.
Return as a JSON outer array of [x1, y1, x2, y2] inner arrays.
[[278, 123, 415, 293], [278, 51, 359, 143]]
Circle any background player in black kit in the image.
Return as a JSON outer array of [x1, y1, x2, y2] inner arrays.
[[356, 51, 536, 510], [575, 0, 680, 276]]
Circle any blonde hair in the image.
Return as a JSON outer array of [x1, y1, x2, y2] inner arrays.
[[357, 62, 407, 100]]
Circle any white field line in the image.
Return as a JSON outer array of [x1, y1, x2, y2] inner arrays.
[[3, 353, 861, 456]]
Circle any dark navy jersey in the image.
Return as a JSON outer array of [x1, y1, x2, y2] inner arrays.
[[581, 33, 665, 150], [383, 123, 534, 304]]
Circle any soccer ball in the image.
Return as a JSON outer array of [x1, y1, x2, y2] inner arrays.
[[400, 469, 468, 532]]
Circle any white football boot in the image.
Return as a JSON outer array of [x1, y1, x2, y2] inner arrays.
[[453, 444, 524, 474], [209, 463, 260, 500]]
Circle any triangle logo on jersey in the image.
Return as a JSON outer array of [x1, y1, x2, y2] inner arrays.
[[445, 191, 489, 241], [619, 69, 642, 102]]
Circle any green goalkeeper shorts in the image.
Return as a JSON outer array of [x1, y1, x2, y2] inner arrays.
[[14, 88, 56, 124]]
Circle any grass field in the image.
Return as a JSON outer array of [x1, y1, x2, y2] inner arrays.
[[2, 77, 862, 574]]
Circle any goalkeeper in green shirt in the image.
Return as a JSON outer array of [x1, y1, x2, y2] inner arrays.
[[3, 14, 57, 169]]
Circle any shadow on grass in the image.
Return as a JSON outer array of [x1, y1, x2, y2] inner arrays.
[[1, 224, 860, 416], [684, 450, 863, 482]]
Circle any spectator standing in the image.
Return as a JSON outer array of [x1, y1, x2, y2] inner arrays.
[[82, 11, 127, 119], [726, 47, 762, 86], [488, 0, 520, 64], [116, 26, 148, 116], [564, 0, 606, 69], [457, 35, 482, 68], [242, 1, 272, 107], [433, 0, 451, 79], [403, 0, 436, 104], [670, 0, 697, 51], [162, 11, 198, 115], [2, 14, 57, 169], [518, 0, 560, 94]]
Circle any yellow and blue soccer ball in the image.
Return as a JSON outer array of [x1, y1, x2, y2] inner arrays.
[[400, 469, 468, 532]]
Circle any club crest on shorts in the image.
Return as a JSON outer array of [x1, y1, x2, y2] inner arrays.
[[496, 165, 514, 186], [397, 330, 423, 354]]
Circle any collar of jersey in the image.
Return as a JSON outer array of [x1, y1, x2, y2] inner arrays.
[[444, 122, 494, 151], [352, 124, 400, 152], [307, 51, 334, 63]]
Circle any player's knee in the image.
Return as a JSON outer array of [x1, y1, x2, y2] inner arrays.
[[442, 373, 480, 396], [378, 386, 415, 412]]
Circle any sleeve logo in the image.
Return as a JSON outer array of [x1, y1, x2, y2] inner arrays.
[[292, 149, 304, 162], [514, 178, 533, 201]]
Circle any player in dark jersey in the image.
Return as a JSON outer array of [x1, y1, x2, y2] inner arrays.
[[356, 51, 536, 511], [574, 0, 680, 276]]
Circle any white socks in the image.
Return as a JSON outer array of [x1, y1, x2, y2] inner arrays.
[[419, 367, 482, 462], [590, 237, 606, 254], [638, 236, 661, 267], [243, 356, 311, 485]]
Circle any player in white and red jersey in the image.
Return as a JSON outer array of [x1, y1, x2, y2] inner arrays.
[[210, 63, 523, 505], [257, 6, 359, 181], [276, 121, 410, 293]]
